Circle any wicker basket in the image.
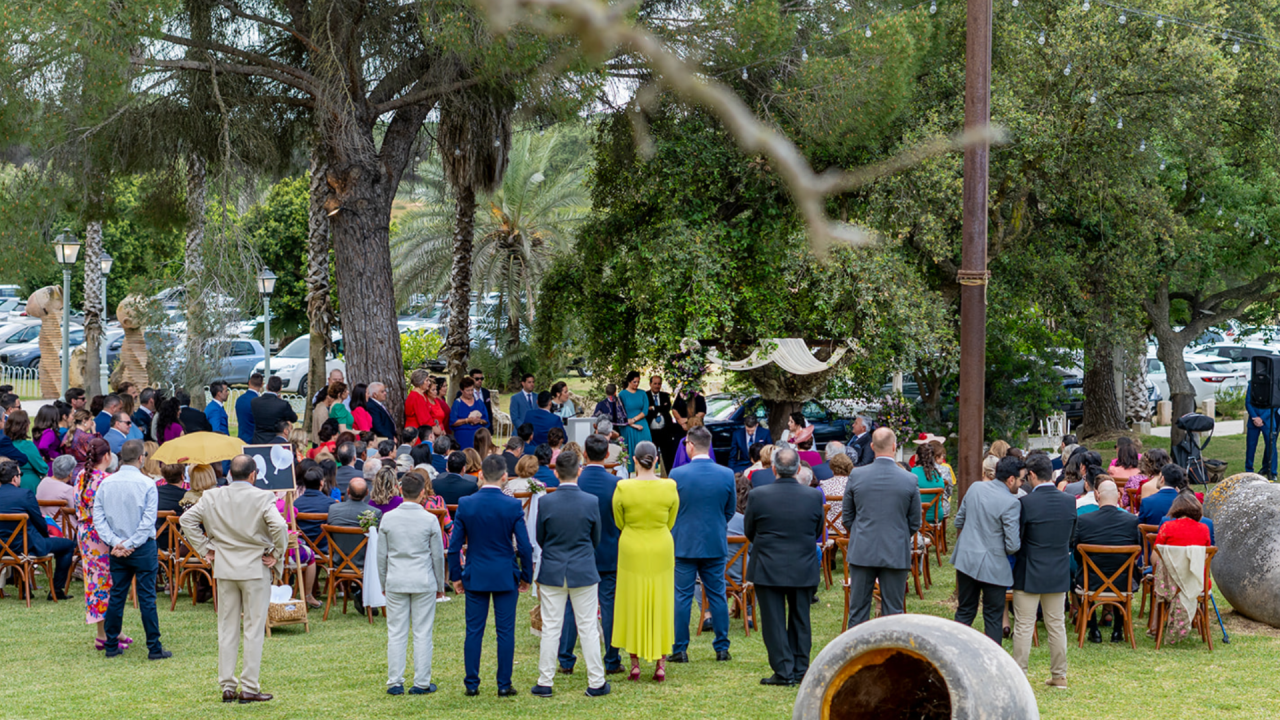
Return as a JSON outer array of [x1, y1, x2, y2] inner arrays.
[[266, 537, 309, 636]]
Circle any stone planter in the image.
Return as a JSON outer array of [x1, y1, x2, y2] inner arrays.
[[794, 614, 1038, 720]]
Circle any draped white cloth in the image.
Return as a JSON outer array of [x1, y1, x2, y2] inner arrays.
[[687, 338, 855, 375]]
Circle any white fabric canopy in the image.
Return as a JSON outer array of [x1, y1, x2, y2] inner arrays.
[[685, 338, 855, 375]]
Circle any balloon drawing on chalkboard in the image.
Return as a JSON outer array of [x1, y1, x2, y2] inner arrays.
[[254, 453, 268, 479], [271, 444, 293, 471]]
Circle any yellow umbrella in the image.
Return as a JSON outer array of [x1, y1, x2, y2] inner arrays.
[[149, 432, 246, 465]]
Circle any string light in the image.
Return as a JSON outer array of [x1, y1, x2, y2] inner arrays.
[[1118, 12, 1127, 23], [866, 26, 873, 37], [1139, 139, 1146, 151], [1232, 41, 1241, 53], [1156, 16, 1164, 28], [1159, 159, 1166, 170], [1116, 117, 1123, 129], [742, 68, 748, 79], [930, 1, 937, 13], [801, 48, 809, 61], [1038, 31, 1046, 44], [1064, 63, 1072, 75], [1089, 91, 1097, 104], [1082, 0, 1090, 9]]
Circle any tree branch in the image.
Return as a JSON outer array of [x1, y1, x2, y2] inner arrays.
[[372, 77, 484, 115], [214, 1, 321, 55], [158, 33, 320, 95], [134, 58, 317, 97]]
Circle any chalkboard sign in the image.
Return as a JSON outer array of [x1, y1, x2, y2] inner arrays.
[[242, 444, 297, 491]]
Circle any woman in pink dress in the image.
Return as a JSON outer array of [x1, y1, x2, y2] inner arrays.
[[76, 438, 131, 650], [349, 383, 374, 433]]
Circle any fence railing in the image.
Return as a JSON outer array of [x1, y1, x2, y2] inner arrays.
[[0, 364, 41, 399]]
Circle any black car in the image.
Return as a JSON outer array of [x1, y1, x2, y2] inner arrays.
[[703, 394, 855, 467]]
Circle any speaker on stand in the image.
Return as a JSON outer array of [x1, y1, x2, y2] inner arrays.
[[1249, 355, 1280, 482]]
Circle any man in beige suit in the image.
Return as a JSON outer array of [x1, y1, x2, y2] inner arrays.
[[181, 455, 288, 704], [377, 471, 446, 695]]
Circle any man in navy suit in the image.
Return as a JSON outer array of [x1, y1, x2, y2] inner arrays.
[[558, 434, 623, 675], [293, 467, 336, 552], [0, 460, 76, 597], [204, 381, 230, 435], [429, 436, 452, 475], [96, 395, 122, 436], [532, 450, 611, 698], [517, 424, 536, 457], [532, 444, 560, 488], [525, 391, 565, 447], [729, 415, 773, 473], [448, 456, 533, 697], [134, 388, 158, 443], [365, 383, 397, 440], [434, 452, 479, 506], [509, 374, 537, 432], [668, 426, 736, 663], [236, 374, 262, 443]]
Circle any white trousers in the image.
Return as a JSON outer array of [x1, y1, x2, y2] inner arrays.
[[537, 582, 605, 689], [385, 591, 437, 689]]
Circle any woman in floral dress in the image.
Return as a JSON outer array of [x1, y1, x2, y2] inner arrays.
[[76, 438, 130, 650]]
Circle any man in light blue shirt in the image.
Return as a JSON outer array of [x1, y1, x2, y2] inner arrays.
[[104, 413, 132, 455], [93, 439, 170, 660]]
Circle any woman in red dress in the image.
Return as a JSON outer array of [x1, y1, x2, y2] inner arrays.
[[404, 369, 435, 431], [426, 376, 451, 434]]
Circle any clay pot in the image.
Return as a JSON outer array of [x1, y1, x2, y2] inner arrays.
[[794, 614, 1038, 720], [1204, 474, 1280, 628]]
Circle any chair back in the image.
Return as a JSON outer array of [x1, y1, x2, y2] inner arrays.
[[513, 491, 533, 512], [1126, 487, 1142, 513], [322, 524, 368, 578], [1154, 543, 1218, 596], [823, 498, 846, 539], [37, 500, 75, 537], [155, 510, 177, 554], [920, 487, 944, 520], [836, 536, 850, 584], [426, 507, 450, 533], [0, 514, 32, 561], [296, 512, 332, 567], [725, 535, 750, 593], [171, 521, 211, 569], [1137, 523, 1159, 565], [446, 504, 458, 516], [1076, 544, 1142, 599]]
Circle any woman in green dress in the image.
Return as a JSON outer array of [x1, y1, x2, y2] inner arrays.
[[618, 371, 652, 473], [5, 410, 48, 492], [612, 441, 679, 681]]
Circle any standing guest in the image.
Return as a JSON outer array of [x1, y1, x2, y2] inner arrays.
[[1139, 464, 1187, 526], [473, 428, 497, 459], [404, 370, 436, 432], [951, 455, 1022, 645], [76, 439, 122, 649], [1011, 453, 1076, 689], [311, 370, 347, 408], [1072, 480, 1142, 644], [593, 384, 629, 432], [366, 383, 398, 440], [370, 465, 404, 515], [618, 372, 652, 473], [557, 434, 624, 676], [729, 415, 773, 474], [205, 381, 231, 435], [180, 455, 287, 703], [5, 410, 47, 491], [457, 368, 495, 422], [132, 388, 159, 443], [103, 413, 133, 456], [525, 391, 565, 446], [611, 441, 678, 681], [842, 428, 922, 628], [176, 389, 213, 434], [671, 387, 707, 433], [669, 426, 735, 664], [449, 377, 491, 450], [250, 377, 298, 444], [236, 374, 262, 443], [532, 450, 612, 698], [0, 459, 76, 597], [743, 447, 824, 687], [327, 383, 355, 432], [551, 381, 578, 422], [1245, 391, 1276, 476], [378, 470, 447, 696], [435, 452, 479, 506], [644, 376, 675, 470], [349, 383, 374, 433], [38, 454, 81, 526], [95, 394, 122, 436], [93, 440, 170, 660], [447, 456, 534, 697], [821, 453, 855, 524], [34, 404, 65, 465], [424, 379, 450, 436], [502, 437, 524, 476], [310, 386, 333, 443], [510, 374, 537, 431]]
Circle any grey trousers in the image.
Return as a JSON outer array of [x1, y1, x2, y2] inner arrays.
[[385, 591, 437, 689]]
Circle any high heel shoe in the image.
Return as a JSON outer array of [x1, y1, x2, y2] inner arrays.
[[628, 654, 641, 681], [95, 636, 132, 651], [653, 656, 666, 683]]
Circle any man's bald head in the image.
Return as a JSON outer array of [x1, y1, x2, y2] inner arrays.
[[1096, 479, 1120, 506], [229, 454, 257, 482], [347, 477, 368, 501], [870, 427, 897, 456]]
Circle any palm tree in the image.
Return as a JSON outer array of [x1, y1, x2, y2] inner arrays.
[[392, 125, 590, 371]]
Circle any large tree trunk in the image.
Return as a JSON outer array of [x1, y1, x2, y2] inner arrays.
[[746, 363, 838, 440], [1078, 335, 1129, 441], [444, 186, 477, 399], [83, 221, 103, 397], [184, 153, 207, 409], [304, 150, 334, 431]]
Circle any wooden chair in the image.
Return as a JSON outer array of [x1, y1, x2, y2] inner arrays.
[[295, 513, 332, 569], [919, 488, 945, 567], [821, 496, 846, 589], [910, 532, 929, 598], [1126, 487, 1143, 514], [170, 522, 217, 611], [1073, 544, 1142, 649], [698, 536, 754, 637], [838, 537, 852, 631], [1153, 546, 1218, 651], [321, 524, 374, 623], [0, 515, 56, 607], [37, 501, 79, 593], [155, 512, 177, 596], [1137, 524, 1159, 620]]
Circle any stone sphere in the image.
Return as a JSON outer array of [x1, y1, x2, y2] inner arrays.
[[1207, 475, 1280, 628]]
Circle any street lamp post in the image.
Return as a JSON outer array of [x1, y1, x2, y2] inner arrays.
[[99, 252, 114, 394], [53, 230, 82, 396], [257, 268, 277, 378]]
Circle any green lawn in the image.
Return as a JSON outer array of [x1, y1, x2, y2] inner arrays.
[[4, 529, 1278, 719]]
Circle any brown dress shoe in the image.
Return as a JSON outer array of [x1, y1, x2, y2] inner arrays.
[[222, 690, 239, 703], [238, 692, 273, 704]]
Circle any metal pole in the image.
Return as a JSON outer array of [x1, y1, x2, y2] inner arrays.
[[263, 296, 271, 378], [100, 275, 110, 393], [956, 0, 992, 504], [61, 268, 71, 395]]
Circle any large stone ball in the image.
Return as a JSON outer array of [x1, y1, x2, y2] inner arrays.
[[1207, 474, 1280, 628]]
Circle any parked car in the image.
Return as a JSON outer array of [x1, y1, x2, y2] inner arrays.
[[252, 334, 344, 396], [0, 298, 27, 319], [1200, 343, 1280, 375], [0, 321, 41, 353], [703, 394, 854, 466], [1, 327, 88, 367], [1146, 351, 1247, 405]]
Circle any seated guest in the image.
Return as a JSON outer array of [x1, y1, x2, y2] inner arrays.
[[1071, 480, 1142, 643], [592, 419, 625, 466], [327, 477, 382, 567], [318, 458, 340, 500], [547, 427, 566, 464], [0, 459, 76, 598], [308, 419, 341, 460], [505, 456, 540, 496], [376, 439, 397, 467], [502, 437, 524, 476], [812, 442, 841, 482], [370, 465, 404, 515], [463, 448, 483, 477], [533, 443, 560, 488], [433, 452, 479, 506], [911, 443, 947, 521], [1075, 471, 1103, 516], [743, 443, 766, 477], [1123, 448, 1169, 511], [1156, 492, 1213, 548], [294, 467, 336, 550], [181, 464, 218, 511], [430, 436, 453, 474], [397, 428, 417, 458], [518, 423, 537, 457], [725, 472, 753, 588], [1138, 464, 1186, 527], [335, 442, 362, 495], [795, 437, 822, 468], [38, 455, 80, 526], [821, 453, 855, 525], [409, 444, 437, 479], [750, 445, 777, 488]]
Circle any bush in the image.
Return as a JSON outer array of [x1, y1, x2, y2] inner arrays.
[[400, 330, 444, 381], [1215, 384, 1246, 419]]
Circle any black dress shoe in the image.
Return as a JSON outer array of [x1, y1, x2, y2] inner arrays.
[[387, 685, 404, 696], [222, 690, 239, 703], [47, 589, 68, 601], [1087, 627, 1103, 644], [558, 665, 574, 675], [605, 664, 625, 675], [668, 651, 689, 663], [497, 687, 519, 698], [1111, 627, 1126, 643], [760, 674, 792, 686], [148, 649, 173, 660], [790, 672, 806, 686], [238, 692, 273, 703], [701, 618, 713, 632], [716, 650, 732, 662], [465, 688, 480, 697]]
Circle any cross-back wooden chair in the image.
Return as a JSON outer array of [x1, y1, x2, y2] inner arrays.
[[698, 535, 754, 637], [295, 512, 333, 570], [321, 524, 373, 623], [821, 496, 846, 589], [0, 514, 56, 607], [1126, 487, 1143, 514], [513, 491, 533, 513], [919, 488, 945, 567], [910, 531, 929, 598], [155, 512, 177, 596], [1153, 545, 1218, 651], [170, 520, 217, 611], [1073, 544, 1142, 649], [1137, 525, 1159, 621], [836, 536, 890, 632], [36, 501, 79, 593]]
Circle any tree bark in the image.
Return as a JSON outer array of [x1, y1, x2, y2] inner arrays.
[[1078, 335, 1129, 441], [184, 153, 207, 409], [745, 363, 838, 440], [304, 149, 334, 431], [444, 186, 477, 400], [83, 221, 103, 397]]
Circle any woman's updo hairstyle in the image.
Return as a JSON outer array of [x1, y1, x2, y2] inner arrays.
[[633, 441, 659, 470]]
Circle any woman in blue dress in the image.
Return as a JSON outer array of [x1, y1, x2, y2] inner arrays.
[[619, 371, 652, 473], [449, 376, 490, 449]]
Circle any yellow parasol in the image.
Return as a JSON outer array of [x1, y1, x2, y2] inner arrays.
[[149, 432, 246, 465]]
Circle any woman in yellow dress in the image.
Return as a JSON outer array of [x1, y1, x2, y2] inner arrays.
[[612, 440, 679, 681]]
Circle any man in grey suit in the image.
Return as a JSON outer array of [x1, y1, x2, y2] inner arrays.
[[377, 472, 446, 696], [532, 450, 611, 698], [327, 477, 382, 614], [842, 428, 921, 628], [951, 456, 1023, 644], [334, 443, 362, 495]]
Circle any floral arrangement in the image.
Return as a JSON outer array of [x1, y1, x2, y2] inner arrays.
[[358, 509, 380, 531], [667, 343, 710, 395], [614, 439, 630, 470], [527, 477, 547, 494], [877, 392, 915, 441]]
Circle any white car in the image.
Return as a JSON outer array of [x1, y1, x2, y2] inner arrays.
[[1146, 351, 1248, 405], [1198, 342, 1280, 375], [251, 334, 345, 397]]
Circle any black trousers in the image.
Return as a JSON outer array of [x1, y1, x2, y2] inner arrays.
[[755, 585, 814, 681], [954, 570, 1005, 645], [847, 566, 908, 628]]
